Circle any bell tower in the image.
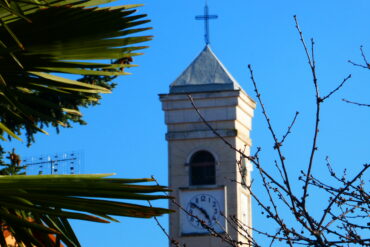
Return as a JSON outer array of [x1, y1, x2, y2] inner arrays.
[[160, 45, 256, 246]]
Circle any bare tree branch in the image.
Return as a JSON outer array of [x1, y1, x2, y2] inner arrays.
[[280, 111, 299, 145], [342, 98, 370, 107], [321, 74, 352, 102]]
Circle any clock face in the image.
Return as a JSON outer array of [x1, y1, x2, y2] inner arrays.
[[186, 194, 221, 228], [180, 188, 225, 235]]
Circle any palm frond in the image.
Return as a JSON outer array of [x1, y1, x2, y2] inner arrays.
[[0, 3, 150, 144], [0, 174, 172, 246]]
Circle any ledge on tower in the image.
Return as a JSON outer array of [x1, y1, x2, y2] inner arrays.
[[170, 45, 242, 94]]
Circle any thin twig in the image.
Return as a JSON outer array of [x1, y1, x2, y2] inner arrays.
[[360, 45, 369, 65], [147, 199, 182, 247], [294, 15, 321, 211], [280, 111, 299, 144], [321, 74, 352, 102], [342, 98, 370, 107], [348, 45, 370, 69]]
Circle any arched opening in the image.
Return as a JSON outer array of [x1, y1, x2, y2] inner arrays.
[[189, 150, 216, 185]]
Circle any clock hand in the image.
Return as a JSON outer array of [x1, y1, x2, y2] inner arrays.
[[190, 202, 211, 224]]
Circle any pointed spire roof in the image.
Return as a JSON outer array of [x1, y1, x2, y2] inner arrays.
[[170, 45, 242, 93]]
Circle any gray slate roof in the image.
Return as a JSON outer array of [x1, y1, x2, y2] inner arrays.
[[170, 45, 242, 93]]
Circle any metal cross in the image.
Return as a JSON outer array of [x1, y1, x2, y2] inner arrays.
[[195, 3, 218, 45]]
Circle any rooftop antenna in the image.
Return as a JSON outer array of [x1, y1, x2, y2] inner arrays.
[[22, 151, 82, 175], [195, 1, 218, 45]]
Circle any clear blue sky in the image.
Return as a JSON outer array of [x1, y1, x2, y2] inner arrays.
[[4, 0, 370, 246]]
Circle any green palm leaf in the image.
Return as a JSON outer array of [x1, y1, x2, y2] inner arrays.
[[0, 1, 172, 246], [0, 174, 172, 246], [0, 1, 151, 144]]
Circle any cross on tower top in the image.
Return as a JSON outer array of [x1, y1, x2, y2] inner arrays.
[[195, 3, 218, 45]]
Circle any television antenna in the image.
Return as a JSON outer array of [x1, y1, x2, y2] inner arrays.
[[22, 151, 83, 175]]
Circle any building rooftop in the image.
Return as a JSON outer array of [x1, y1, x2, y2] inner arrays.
[[170, 45, 242, 93]]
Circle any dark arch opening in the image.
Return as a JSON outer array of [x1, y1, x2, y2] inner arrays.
[[189, 150, 216, 185]]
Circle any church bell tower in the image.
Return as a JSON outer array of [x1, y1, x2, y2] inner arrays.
[[160, 45, 256, 246]]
